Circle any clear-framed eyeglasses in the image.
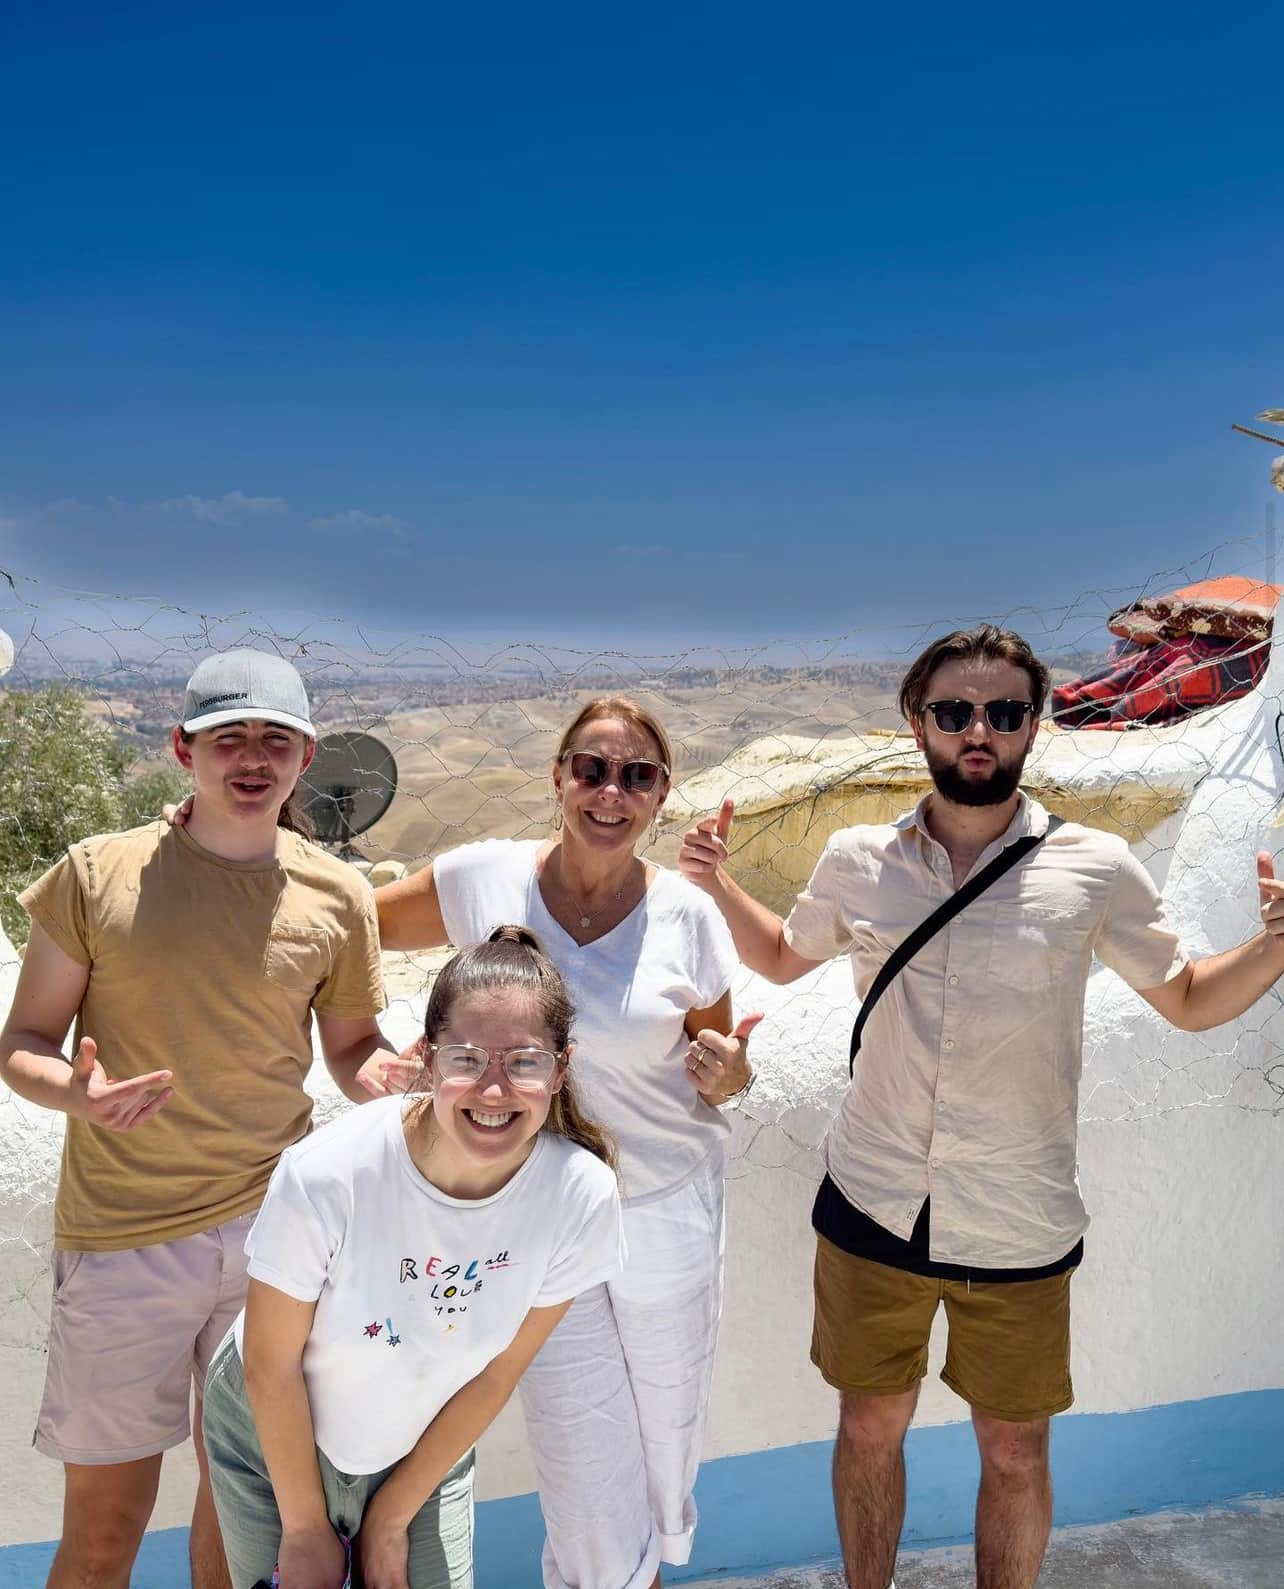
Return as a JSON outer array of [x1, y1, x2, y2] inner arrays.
[[426, 1043, 567, 1088]]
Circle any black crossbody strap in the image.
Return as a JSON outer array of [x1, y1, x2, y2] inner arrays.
[[848, 817, 1063, 1076]]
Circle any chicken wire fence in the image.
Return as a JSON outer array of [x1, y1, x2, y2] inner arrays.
[[1, 539, 1282, 1350]]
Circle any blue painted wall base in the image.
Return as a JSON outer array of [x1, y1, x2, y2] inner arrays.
[[3, 1391, 1281, 1588]]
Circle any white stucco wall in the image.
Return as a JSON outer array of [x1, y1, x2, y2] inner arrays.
[[3, 653, 1283, 1546]]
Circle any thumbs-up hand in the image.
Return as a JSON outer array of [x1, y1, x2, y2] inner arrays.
[[1258, 851, 1284, 939], [678, 798, 735, 890], [68, 1037, 174, 1131], [683, 1011, 763, 1104]]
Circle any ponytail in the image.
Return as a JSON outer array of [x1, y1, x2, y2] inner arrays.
[[540, 1069, 617, 1171]]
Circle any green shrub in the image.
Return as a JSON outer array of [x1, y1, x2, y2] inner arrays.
[[0, 686, 189, 947]]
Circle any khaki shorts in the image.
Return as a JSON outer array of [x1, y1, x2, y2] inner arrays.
[[35, 1211, 254, 1464], [811, 1234, 1076, 1423]]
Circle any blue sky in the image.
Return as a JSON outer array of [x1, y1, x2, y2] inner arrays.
[[1, 1, 1281, 650]]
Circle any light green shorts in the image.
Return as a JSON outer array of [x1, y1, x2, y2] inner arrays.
[[203, 1333, 475, 1589]]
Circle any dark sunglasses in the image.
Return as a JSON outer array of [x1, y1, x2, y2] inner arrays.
[[563, 751, 669, 795], [924, 699, 1036, 735]]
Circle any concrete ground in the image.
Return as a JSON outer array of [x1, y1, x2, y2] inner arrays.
[[684, 1500, 1284, 1588]]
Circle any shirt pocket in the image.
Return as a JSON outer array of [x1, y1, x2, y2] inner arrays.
[[985, 899, 1057, 994], [263, 924, 332, 995]]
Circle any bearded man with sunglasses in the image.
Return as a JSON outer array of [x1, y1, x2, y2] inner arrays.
[[680, 623, 1284, 1589]]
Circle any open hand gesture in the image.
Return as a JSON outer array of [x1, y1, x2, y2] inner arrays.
[[68, 1037, 173, 1130]]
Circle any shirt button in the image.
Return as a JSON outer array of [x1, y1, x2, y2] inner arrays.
[[930, 1157, 942, 1169], [948, 974, 959, 987], [944, 1038, 955, 1050]]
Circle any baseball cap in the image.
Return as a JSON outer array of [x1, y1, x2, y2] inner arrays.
[[181, 649, 315, 736]]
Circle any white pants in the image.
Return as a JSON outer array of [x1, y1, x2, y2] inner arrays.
[[519, 1151, 725, 1589]]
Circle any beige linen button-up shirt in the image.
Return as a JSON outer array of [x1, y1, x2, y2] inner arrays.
[[783, 793, 1188, 1267]]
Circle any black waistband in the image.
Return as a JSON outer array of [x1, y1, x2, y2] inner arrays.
[[812, 1174, 1083, 1283]]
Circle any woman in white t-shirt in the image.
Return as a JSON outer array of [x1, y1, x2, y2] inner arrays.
[[375, 698, 759, 1589], [202, 926, 623, 1589]]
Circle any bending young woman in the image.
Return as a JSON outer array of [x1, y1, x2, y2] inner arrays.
[[375, 698, 759, 1589], [202, 927, 622, 1589]]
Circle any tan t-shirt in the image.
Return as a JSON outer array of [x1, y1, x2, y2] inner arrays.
[[20, 822, 385, 1252]]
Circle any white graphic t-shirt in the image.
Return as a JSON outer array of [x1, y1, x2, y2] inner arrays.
[[433, 840, 740, 1201], [235, 1096, 624, 1474]]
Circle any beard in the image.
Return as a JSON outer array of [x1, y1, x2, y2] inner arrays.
[[924, 744, 1025, 807]]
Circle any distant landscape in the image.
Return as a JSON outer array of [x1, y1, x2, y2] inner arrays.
[[7, 654, 1097, 873]]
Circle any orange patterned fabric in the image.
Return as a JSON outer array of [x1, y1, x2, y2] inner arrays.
[[1108, 576, 1282, 644]]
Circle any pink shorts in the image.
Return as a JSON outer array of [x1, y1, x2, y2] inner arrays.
[[35, 1210, 254, 1465]]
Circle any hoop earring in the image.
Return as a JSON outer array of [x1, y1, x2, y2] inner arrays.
[[552, 804, 563, 832], [649, 795, 666, 847]]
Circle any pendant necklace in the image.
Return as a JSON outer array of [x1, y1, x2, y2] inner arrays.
[[552, 850, 635, 931]]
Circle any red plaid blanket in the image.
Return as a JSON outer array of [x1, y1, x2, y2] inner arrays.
[[1051, 634, 1268, 730]]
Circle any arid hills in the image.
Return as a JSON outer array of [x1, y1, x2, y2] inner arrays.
[[16, 655, 1091, 874]]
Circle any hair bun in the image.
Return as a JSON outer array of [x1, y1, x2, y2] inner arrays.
[[486, 923, 543, 951]]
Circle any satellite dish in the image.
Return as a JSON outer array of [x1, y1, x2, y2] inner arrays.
[[299, 731, 398, 857]]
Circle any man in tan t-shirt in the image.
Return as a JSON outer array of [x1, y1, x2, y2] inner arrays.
[[680, 624, 1284, 1589], [1, 649, 405, 1589]]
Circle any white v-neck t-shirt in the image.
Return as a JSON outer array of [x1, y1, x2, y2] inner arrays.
[[434, 840, 740, 1202], [235, 1096, 623, 1474]]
